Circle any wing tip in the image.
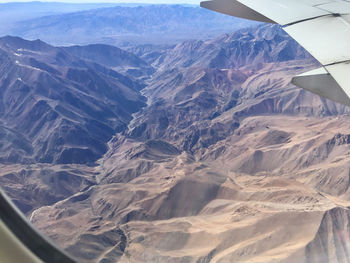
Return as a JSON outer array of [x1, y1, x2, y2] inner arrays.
[[292, 68, 350, 107], [200, 0, 276, 24]]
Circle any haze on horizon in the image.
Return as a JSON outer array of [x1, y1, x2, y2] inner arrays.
[[0, 0, 201, 4]]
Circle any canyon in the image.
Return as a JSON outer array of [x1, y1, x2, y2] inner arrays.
[[1, 21, 350, 263]]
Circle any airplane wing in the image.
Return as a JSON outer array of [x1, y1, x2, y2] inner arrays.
[[201, 0, 350, 106]]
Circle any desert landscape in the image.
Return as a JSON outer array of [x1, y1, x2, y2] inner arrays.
[[1, 3, 350, 263]]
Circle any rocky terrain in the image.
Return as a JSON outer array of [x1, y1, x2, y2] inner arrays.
[[0, 36, 150, 164], [2, 23, 350, 263], [0, 36, 149, 213]]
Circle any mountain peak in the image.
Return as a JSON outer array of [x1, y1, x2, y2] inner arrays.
[[0, 35, 52, 52]]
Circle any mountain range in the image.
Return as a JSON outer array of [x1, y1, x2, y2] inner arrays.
[[5, 5, 258, 46], [1, 20, 350, 263], [0, 36, 149, 165], [0, 2, 125, 35]]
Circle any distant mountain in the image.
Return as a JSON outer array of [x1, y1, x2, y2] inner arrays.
[[0, 2, 124, 35], [131, 25, 314, 71], [0, 36, 147, 164], [8, 5, 259, 46]]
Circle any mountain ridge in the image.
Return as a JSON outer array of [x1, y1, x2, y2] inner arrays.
[[1, 24, 350, 263], [7, 5, 259, 46], [0, 35, 148, 164]]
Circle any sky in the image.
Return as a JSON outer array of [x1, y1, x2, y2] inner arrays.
[[0, 0, 201, 3]]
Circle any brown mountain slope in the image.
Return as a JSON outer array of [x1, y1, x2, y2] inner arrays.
[[29, 115, 350, 263], [0, 36, 147, 164], [136, 25, 313, 71]]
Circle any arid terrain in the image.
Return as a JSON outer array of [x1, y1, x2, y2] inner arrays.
[[1, 22, 350, 263]]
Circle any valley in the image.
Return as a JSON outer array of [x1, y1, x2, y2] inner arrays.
[[1, 17, 350, 263]]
